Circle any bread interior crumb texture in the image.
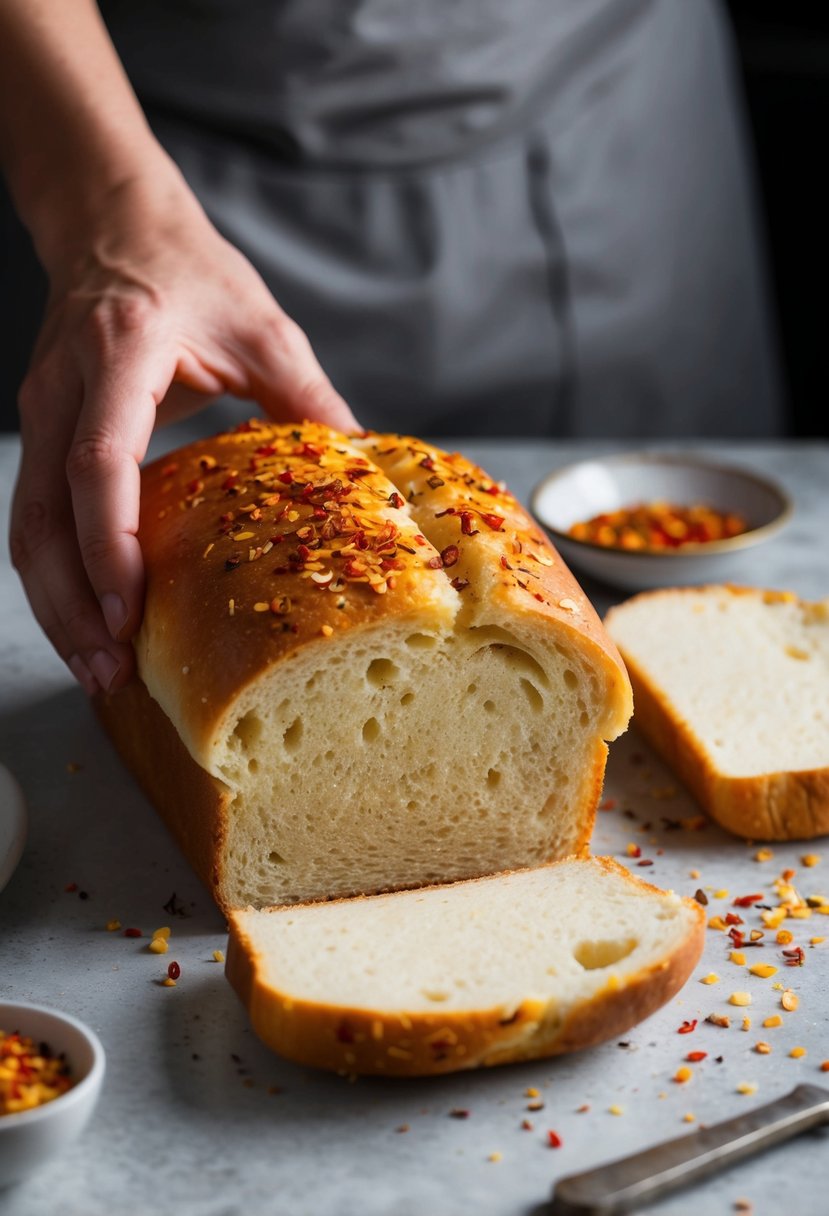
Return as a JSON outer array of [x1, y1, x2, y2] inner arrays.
[[237, 861, 694, 1013], [609, 589, 829, 777]]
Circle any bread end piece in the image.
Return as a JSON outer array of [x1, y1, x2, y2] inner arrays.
[[226, 857, 705, 1077], [606, 586, 829, 841]]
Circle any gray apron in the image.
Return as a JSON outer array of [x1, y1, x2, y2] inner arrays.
[[8, 0, 785, 437]]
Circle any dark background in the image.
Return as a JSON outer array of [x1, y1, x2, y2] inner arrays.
[[724, 0, 827, 438], [1, 2, 826, 436]]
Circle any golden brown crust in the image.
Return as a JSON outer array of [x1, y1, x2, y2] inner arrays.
[[607, 587, 829, 841], [225, 858, 705, 1077], [358, 433, 632, 740], [137, 422, 631, 766], [94, 677, 232, 907]]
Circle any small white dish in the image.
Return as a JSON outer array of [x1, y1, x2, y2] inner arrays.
[[531, 452, 792, 591], [0, 766, 26, 894], [0, 1003, 105, 1188]]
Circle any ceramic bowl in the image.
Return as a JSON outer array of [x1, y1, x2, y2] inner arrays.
[[0, 1003, 105, 1188], [531, 452, 792, 591]]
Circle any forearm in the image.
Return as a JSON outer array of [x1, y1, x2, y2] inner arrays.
[[0, 0, 178, 268]]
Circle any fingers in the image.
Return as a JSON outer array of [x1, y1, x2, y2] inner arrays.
[[68, 335, 173, 653], [11, 364, 135, 693], [241, 312, 360, 433]]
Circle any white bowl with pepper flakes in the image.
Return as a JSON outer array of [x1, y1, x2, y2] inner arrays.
[[0, 1003, 105, 1188], [531, 452, 792, 590]]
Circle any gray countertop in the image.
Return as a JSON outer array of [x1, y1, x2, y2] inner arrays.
[[1, 430, 828, 1216]]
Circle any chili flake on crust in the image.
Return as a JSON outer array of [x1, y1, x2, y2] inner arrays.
[[1, 1030, 73, 1115]]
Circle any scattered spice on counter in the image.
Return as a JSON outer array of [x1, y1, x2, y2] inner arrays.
[[213, 950, 225, 963], [1, 1030, 73, 1115], [686, 1051, 707, 1063], [781, 990, 799, 1012], [673, 1067, 692, 1084], [801, 855, 821, 868], [546, 1130, 562, 1148], [487, 1152, 503, 1163], [123, 928, 142, 938], [608, 1105, 624, 1116], [701, 974, 720, 985], [167, 961, 181, 981], [105, 919, 121, 932], [736, 1083, 758, 1096], [706, 1014, 731, 1029], [763, 1016, 783, 1029], [449, 1108, 470, 1119], [677, 1020, 698, 1035], [729, 992, 752, 1007], [755, 1042, 772, 1055], [789, 1047, 807, 1059]]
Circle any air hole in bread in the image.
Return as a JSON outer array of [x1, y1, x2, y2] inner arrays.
[[283, 719, 303, 752], [520, 678, 544, 713], [563, 669, 578, 690], [405, 633, 438, 650], [400, 692, 415, 706], [469, 628, 551, 689], [366, 658, 400, 687], [362, 717, 381, 743], [467, 683, 477, 695], [248, 758, 259, 773], [487, 768, 502, 789], [268, 851, 286, 866], [573, 938, 637, 970], [421, 989, 449, 1002], [232, 710, 264, 752], [483, 699, 496, 713]]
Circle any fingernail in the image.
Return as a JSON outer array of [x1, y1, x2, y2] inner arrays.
[[68, 654, 101, 697], [89, 650, 121, 693], [101, 593, 128, 640]]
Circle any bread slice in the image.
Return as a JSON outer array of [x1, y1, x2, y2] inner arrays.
[[226, 856, 704, 1076], [98, 422, 631, 912], [605, 586, 829, 839]]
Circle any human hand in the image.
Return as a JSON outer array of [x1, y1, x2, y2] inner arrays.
[[9, 172, 359, 696]]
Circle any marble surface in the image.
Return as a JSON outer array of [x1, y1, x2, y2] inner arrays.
[[1, 430, 828, 1216]]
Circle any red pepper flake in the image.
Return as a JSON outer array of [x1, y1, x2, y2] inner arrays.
[[388, 492, 405, 509], [460, 512, 478, 536], [277, 470, 294, 485], [427, 475, 445, 490], [678, 1020, 698, 1035], [547, 1130, 563, 1148], [733, 894, 765, 908], [783, 947, 806, 967], [225, 555, 241, 571], [637, 859, 654, 867], [449, 1108, 470, 1119], [161, 462, 179, 477], [440, 545, 460, 568], [167, 961, 181, 981], [480, 512, 505, 531], [301, 442, 324, 459], [686, 1051, 707, 1062], [420, 455, 436, 471], [124, 928, 142, 938], [255, 444, 276, 457], [64, 882, 78, 893], [728, 927, 745, 948], [725, 912, 744, 926], [521, 1119, 534, 1131], [221, 474, 239, 491], [427, 555, 443, 569], [599, 797, 617, 811], [451, 577, 470, 592]]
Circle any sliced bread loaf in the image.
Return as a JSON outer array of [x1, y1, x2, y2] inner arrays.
[[605, 586, 829, 839], [226, 856, 704, 1076]]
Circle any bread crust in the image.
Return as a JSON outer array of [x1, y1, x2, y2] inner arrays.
[[94, 677, 231, 907], [135, 422, 631, 769], [606, 587, 829, 841], [225, 858, 705, 1077]]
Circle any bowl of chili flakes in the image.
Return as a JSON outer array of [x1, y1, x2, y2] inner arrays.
[[531, 452, 792, 591], [0, 1002, 105, 1187]]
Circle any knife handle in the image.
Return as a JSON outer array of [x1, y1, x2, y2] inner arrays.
[[551, 1084, 829, 1216]]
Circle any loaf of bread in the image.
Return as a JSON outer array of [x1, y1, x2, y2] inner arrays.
[[605, 586, 829, 840], [226, 856, 705, 1076], [98, 420, 632, 912]]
